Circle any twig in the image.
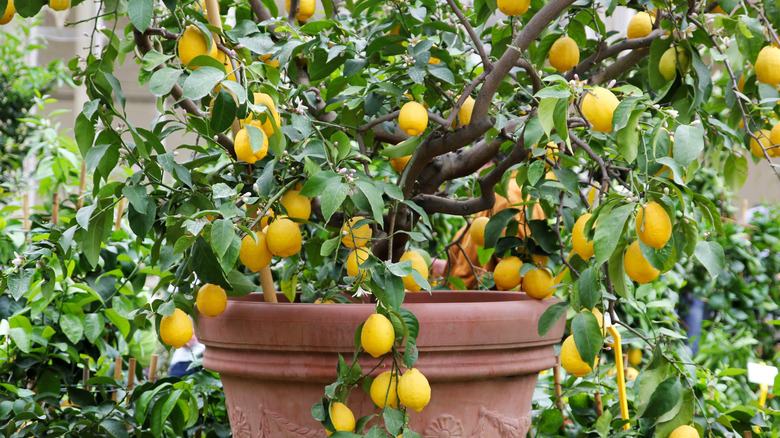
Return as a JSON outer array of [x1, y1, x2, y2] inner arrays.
[[359, 111, 400, 133], [515, 59, 542, 94], [445, 0, 491, 71], [287, 0, 300, 25]]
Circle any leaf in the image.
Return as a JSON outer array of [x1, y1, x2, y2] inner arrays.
[[537, 409, 564, 434], [484, 208, 520, 249], [83, 313, 103, 343], [383, 408, 404, 436], [128, 0, 154, 31], [617, 108, 642, 163], [608, 242, 631, 299], [593, 204, 635, 266], [181, 67, 224, 100], [673, 124, 705, 169], [694, 240, 724, 278], [210, 90, 237, 133], [101, 418, 129, 438], [123, 185, 151, 212], [642, 376, 682, 419], [8, 269, 34, 300], [60, 312, 84, 344], [654, 388, 694, 437], [353, 179, 384, 225], [724, 153, 748, 191], [320, 182, 350, 223], [210, 220, 235, 259], [572, 310, 603, 366], [538, 98, 558, 136], [578, 266, 601, 310], [75, 113, 96, 156], [9, 315, 32, 353]]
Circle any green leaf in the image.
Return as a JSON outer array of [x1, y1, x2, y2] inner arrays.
[[320, 182, 350, 223], [673, 124, 705, 169], [105, 308, 131, 338], [75, 113, 96, 157], [60, 312, 84, 344], [617, 108, 642, 163], [654, 388, 695, 437], [595, 410, 613, 437], [123, 185, 151, 212], [572, 310, 603, 366], [578, 267, 601, 310], [538, 301, 569, 337], [693, 240, 724, 278], [152, 389, 185, 437], [9, 315, 32, 353], [210, 90, 238, 133], [128, 0, 154, 31], [181, 67, 224, 100], [211, 220, 235, 259], [381, 135, 422, 158], [14, 0, 46, 17], [608, 242, 631, 299], [83, 313, 103, 343], [353, 179, 384, 225], [642, 376, 682, 419], [593, 204, 635, 266], [724, 153, 748, 191], [484, 208, 520, 249], [383, 408, 404, 436], [8, 269, 34, 300], [538, 408, 564, 433], [101, 418, 129, 438], [538, 97, 558, 137], [300, 170, 341, 196]]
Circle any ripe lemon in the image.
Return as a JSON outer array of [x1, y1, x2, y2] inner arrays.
[[669, 425, 699, 438], [397, 368, 431, 412], [286, 0, 315, 21], [770, 122, 780, 157], [260, 53, 280, 68], [346, 247, 370, 280], [50, 0, 70, 11], [470, 216, 489, 247], [160, 308, 194, 348], [400, 250, 429, 292], [532, 254, 549, 266], [711, 4, 726, 13], [457, 96, 475, 126], [234, 123, 269, 164], [0, 0, 15, 25], [636, 201, 672, 249], [572, 214, 595, 259], [280, 189, 311, 222], [398, 102, 428, 136], [560, 335, 593, 377], [626, 367, 639, 380], [659, 46, 690, 81], [327, 402, 355, 435], [756, 46, 780, 86], [738, 73, 745, 92], [390, 155, 411, 172], [266, 218, 302, 257], [177, 25, 218, 68], [628, 346, 642, 366], [624, 240, 660, 284], [627, 11, 653, 39], [245, 92, 281, 136], [548, 36, 580, 73], [361, 313, 395, 358], [428, 57, 441, 64], [493, 256, 523, 290], [341, 216, 372, 248], [587, 308, 607, 335], [239, 233, 272, 272], [581, 87, 620, 133], [370, 371, 399, 408], [497, 0, 530, 15], [749, 129, 772, 158], [523, 267, 555, 299], [196, 283, 227, 317]]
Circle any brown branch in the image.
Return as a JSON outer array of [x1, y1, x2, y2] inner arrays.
[[287, 0, 300, 25], [359, 111, 400, 133], [145, 27, 179, 40], [248, 0, 272, 21], [372, 124, 408, 145], [590, 48, 652, 86], [445, 0, 491, 71], [570, 131, 608, 197], [566, 28, 665, 81], [294, 59, 337, 122], [515, 59, 542, 94]]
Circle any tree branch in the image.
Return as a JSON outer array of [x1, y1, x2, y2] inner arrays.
[[515, 59, 542, 94], [445, 0, 491, 71], [287, 0, 300, 25], [248, 0, 272, 21], [359, 111, 400, 133], [566, 28, 665, 81]]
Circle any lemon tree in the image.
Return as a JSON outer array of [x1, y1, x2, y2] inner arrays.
[[4, 0, 780, 435]]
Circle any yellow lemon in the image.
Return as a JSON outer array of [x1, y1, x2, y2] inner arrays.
[[738, 73, 746, 93], [266, 218, 302, 257], [370, 371, 399, 408], [626, 367, 639, 381], [756, 46, 780, 86], [669, 425, 699, 438], [234, 123, 269, 164], [627, 11, 654, 39], [177, 25, 218, 68], [280, 189, 311, 222], [245, 92, 281, 136], [523, 267, 555, 299], [572, 213, 595, 259], [346, 247, 370, 280], [470, 217, 490, 247], [390, 155, 411, 173], [239, 233, 272, 272], [159, 308, 194, 349], [549, 36, 580, 73], [628, 346, 642, 366], [196, 283, 227, 318], [560, 335, 593, 377], [711, 4, 726, 13], [286, 0, 315, 21], [636, 201, 672, 249], [770, 122, 780, 157], [397, 368, 431, 412], [749, 129, 772, 158], [624, 240, 660, 284], [50, 0, 70, 11], [400, 250, 429, 292], [532, 254, 549, 266], [659, 46, 690, 81], [581, 87, 620, 133], [457, 96, 475, 126], [0, 0, 14, 25], [493, 256, 523, 291], [398, 102, 428, 136], [361, 313, 395, 358], [342, 216, 372, 248], [587, 308, 606, 335], [327, 402, 355, 435], [428, 57, 441, 64], [497, 0, 530, 15], [260, 53, 280, 68]]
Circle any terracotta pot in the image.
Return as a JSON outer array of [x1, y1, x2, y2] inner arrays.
[[197, 290, 565, 438]]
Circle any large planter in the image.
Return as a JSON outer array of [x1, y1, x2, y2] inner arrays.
[[197, 291, 565, 438]]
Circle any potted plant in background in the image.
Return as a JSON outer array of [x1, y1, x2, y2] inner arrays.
[[3, 0, 780, 435]]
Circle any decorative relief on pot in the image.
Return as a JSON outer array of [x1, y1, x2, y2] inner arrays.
[[423, 415, 464, 437], [468, 407, 532, 437], [256, 404, 328, 438], [227, 402, 252, 438]]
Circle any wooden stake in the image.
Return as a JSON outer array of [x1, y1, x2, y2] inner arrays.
[[115, 199, 125, 231], [22, 194, 29, 231], [553, 359, 563, 410], [127, 358, 136, 393], [744, 431, 752, 438], [52, 192, 59, 226], [594, 392, 603, 417], [149, 354, 159, 382], [112, 357, 123, 401], [82, 365, 90, 390], [623, 353, 629, 374], [741, 198, 749, 225], [77, 161, 87, 211], [260, 266, 277, 303]]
